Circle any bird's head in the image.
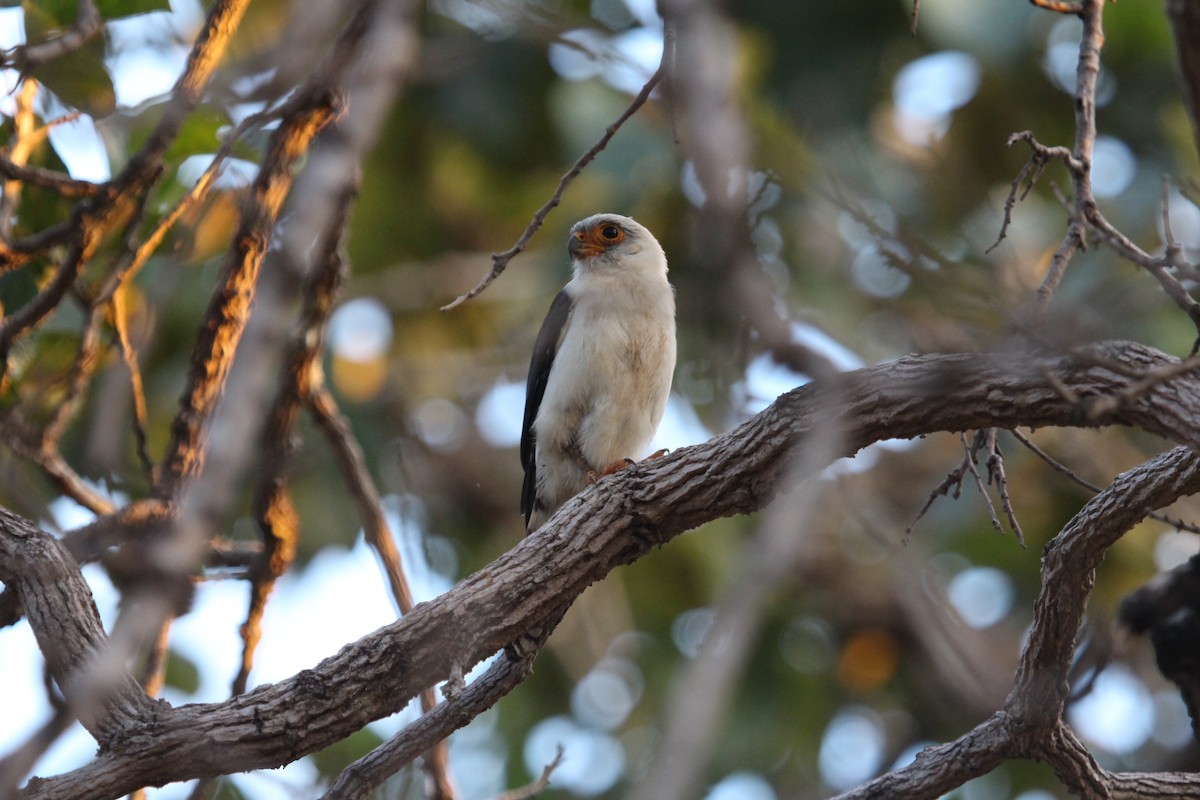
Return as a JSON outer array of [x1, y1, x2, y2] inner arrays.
[[567, 214, 665, 273]]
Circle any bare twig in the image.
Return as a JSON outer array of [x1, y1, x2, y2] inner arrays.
[[980, 429, 1025, 547], [959, 431, 1005, 535], [906, 431, 1024, 544], [0, 154, 102, 198], [490, 745, 565, 800], [1011, 428, 1200, 534], [1001, 0, 1102, 323], [111, 286, 157, 485], [1, 0, 103, 72], [905, 452, 971, 542], [0, 0, 254, 366], [986, 142, 1054, 254], [441, 61, 664, 311]]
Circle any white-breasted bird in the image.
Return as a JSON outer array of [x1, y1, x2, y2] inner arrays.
[[520, 213, 676, 532]]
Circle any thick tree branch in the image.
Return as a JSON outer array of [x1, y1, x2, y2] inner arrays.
[[9, 339, 1200, 799], [0, 508, 155, 747]]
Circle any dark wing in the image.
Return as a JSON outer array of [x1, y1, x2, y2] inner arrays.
[[521, 289, 574, 526]]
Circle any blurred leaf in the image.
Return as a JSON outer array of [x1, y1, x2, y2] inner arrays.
[[166, 105, 231, 162], [27, 38, 116, 118], [96, 0, 171, 20], [20, 0, 77, 38], [164, 648, 201, 694], [20, 2, 116, 117], [0, 267, 41, 317], [310, 727, 384, 779], [209, 778, 249, 800]]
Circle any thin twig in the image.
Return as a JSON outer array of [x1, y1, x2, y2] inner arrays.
[[987, 140, 1056, 255], [1, 0, 103, 72], [0, 154, 102, 198], [111, 285, 157, 485], [1003, 0, 1103, 324], [441, 61, 664, 311], [1011, 428, 1200, 534], [489, 745, 565, 800], [980, 429, 1026, 547], [961, 432, 1004, 535], [905, 449, 971, 543]]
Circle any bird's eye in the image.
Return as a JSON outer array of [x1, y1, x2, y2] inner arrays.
[[600, 225, 621, 240]]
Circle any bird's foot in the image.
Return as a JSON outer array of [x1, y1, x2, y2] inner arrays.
[[647, 448, 669, 460], [586, 458, 636, 484]]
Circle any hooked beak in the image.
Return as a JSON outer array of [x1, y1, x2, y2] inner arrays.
[[569, 230, 602, 260]]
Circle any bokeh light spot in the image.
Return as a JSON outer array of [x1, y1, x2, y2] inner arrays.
[[818, 707, 886, 790], [1091, 135, 1136, 198], [851, 246, 911, 299], [524, 716, 625, 796], [671, 607, 715, 658], [836, 628, 899, 693], [571, 658, 644, 731], [413, 398, 468, 452], [946, 566, 1014, 629], [1154, 529, 1200, 571], [329, 298, 393, 363], [475, 380, 525, 448], [705, 771, 776, 800], [780, 616, 837, 675], [1067, 664, 1154, 754], [892, 51, 980, 146], [329, 298, 393, 402]]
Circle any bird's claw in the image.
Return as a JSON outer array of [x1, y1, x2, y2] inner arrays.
[[586, 458, 637, 484]]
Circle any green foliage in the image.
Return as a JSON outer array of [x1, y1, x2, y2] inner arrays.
[[310, 727, 385, 780], [5, 0, 1200, 796], [164, 648, 201, 694], [22, 3, 116, 117], [95, 0, 171, 19]]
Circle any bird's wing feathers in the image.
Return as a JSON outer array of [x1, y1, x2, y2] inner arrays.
[[521, 289, 574, 524]]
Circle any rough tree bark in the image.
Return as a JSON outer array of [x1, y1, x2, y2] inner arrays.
[[3, 340, 1200, 798], [4, 0, 1200, 797]]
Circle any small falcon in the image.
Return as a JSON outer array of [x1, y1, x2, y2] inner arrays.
[[520, 213, 676, 532]]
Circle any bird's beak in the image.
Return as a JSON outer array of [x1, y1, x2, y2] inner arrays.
[[569, 230, 603, 260]]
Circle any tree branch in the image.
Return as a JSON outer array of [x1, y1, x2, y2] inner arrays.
[[441, 61, 664, 311], [10, 339, 1200, 799]]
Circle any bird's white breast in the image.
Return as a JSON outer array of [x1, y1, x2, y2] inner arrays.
[[532, 250, 676, 514]]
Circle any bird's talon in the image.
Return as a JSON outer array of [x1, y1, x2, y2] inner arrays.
[[647, 448, 669, 460]]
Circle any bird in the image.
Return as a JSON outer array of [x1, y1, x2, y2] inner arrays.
[[520, 213, 676, 532]]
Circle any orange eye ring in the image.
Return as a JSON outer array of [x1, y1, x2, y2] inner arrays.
[[599, 224, 622, 241]]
